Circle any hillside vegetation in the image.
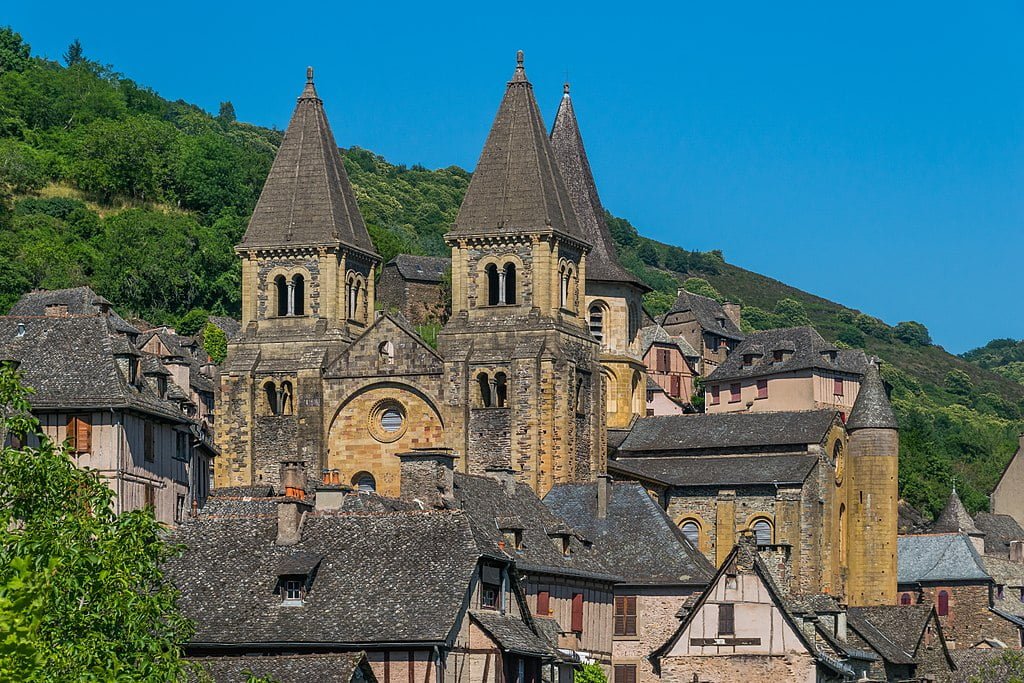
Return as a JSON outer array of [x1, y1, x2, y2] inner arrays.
[[0, 27, 1019, 517]]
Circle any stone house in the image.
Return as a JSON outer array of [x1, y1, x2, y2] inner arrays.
[[638, 325, 699, 411], [544, 478, 714, 683], [844, 605, 955, 681], [992, 434, 1024, 529], [0, 288, 215, 525], [704, 327, 867, 417], [138, 326, 217, 439], [645, 378, 685, 418], [658, 290, 744, 374], [377, 254, 450, 326]]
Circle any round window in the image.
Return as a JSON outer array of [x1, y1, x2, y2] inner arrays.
[[380, 408, 403, 432], [368, 399, 408, 443]]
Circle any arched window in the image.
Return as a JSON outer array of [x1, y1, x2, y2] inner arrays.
[[680, 520, 700, 548], [353, 472, 376, 493], [752, 519, 773, 546], [937, 590, 949, 617], [477, 372, 492, 408], [838, 503, 847, 564], [604, 374, 617, 413], [494, 372, 508, 408], [900, 593, 912, 606], [291, 275, 305, 316], [347, 275, 364, 322], [275, 276, 288, 317], [280, 381, 293, 416], [560, 264, 570, 308], [589, 304, 605, 343], [574, 377, 584, 413], [486, 264, 500, 306], [504, 263, 516, 305], [264, 381, 279, 416], [379, 341, 394, 365]]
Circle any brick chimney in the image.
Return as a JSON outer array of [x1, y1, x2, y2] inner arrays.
[[596, 474, 612, 520], [276, 498, 311, 546], [280, 460, 306, 499], [315, 469, 353, 512], [398, 449, 457, 508], [485, 466, 517, 496]]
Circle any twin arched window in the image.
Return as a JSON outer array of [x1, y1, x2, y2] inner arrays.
[[347, 273, 366, 322], [485, 263, 517, 306], [476, 371, 508, 408], [559, 261, 577, 311], [589, 303, 605, 343], [274, 274, 306, 317], [264, 380, 294, 416]]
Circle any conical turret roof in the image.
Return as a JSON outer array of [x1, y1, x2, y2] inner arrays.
[[846, 359, 898, 430], [932, 488, 983, 536], [450, 52, 585, 242], [240, 68, 377, 258], [550, 84, 646, 289]]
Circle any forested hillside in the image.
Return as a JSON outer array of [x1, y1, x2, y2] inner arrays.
[[0, 27, 1019, 517]]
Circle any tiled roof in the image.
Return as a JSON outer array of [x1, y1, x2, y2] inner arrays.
[[549, 87, 644, 288], [609, 454, 818, 487], [9, 286, 139, 335], [897, 533, 990, 584], [639, 325, 699, 359], [170, 510, 482, 645], [981, 555, 1024, 618], [240, 70, 377, 257], [207, 316, 241, 341], [139, 327, 216, 393], [846, 361, 898, 430], [845, 606, 933, 666], [191, 652, 374, 683], [387, 254, 449, 283], [469, 611, 554, 658], [543, 481, 714, 585], [450, 53, 584, 243], [974, 512, 1024, 558], [948, 649, 1017, 683], [706, 327, 867, 382], [662, 291, 744, 341], [617, 410, 838, 454], [898, 500, 931, 535], [931, 489, 983, 536]]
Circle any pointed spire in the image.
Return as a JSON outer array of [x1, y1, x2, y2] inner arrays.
[[933, 488, 983, 536], [240, 69, 377, 258], [846, 359, 898, 431], [450, 52, 584, 241], [549, 84, 647, 289]]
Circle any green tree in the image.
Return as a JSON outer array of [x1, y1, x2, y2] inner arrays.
[[944, 369, 974, 399], [969, 648, 1024, 682], [69, 115, 178, 201], [62, 39, 84, 67], [682, 277, 723, 302], [177, 308, 210, 337], [894, 320, 932, 347], [574, 663, 608, 683], [0, 363, 194, 680], [0, 27, 30, 74], [217, 101, 236, 123], [773, 298, 811, 327], [643, 290, 676, 317], [637, 241, 660, 267], [202, 322, 228, 363]]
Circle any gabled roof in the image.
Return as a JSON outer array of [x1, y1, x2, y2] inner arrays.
[[9, 286, 139, 335], [549, 85, 645, 289], [240, 69, 377, 258], [469, 611, 554, 658], [450, 52, 584, 243], [543, 481, 714, 585], [639, 324, 699, 359], [974, 512, 1024, 558], [897, 533, 990, 584], [386, 254, 449, 283], [617, 410, 838, 455], [706, 326, 867, 382], [609, 453, 818, 488], [932, 489, 983, 536], [662, 290, 744, 341], [846, 360, 898, 430], [846, 605, 934, 666]]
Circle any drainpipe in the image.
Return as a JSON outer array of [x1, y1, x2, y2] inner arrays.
[[111, 408, 123, 514]]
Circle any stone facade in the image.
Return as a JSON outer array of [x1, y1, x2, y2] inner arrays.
[[613, 588, 696, 683], [993, 434, 1024, 529]]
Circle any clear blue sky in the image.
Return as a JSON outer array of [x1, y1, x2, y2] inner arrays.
[[8, 2, 1023, 354]]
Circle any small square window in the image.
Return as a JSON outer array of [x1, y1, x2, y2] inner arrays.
[[282, 579, 304, 605], [481, 583, 500, 610]]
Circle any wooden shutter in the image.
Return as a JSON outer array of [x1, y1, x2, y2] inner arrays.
[[757, 379, 768, 399], [670, 375, 681, 398], [613, 665, 636, 683], [718, 603, 735, 635], [67, 416, 91, 453], [536, 590, 550, 616], [144, 422, 155, 462], [834, 377, 844, 396], [571, 593, 584, 633], [615, 596, 637, 636]]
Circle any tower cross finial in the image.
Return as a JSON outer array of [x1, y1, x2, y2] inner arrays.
[[516, 50, 524, 67], [306, 66, 314, 83]]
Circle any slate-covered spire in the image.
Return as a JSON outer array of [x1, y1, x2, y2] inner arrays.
[[550, 83, 646, 288], [240, 68, 377, 257], [846, 359, 898, 431], [451, 52, 584, 241], [932, 487, 983, 536]]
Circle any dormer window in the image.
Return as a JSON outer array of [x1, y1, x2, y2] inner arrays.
[[717, 317, 726, 329], [742, 354, 756, 367], [129, 359, 139, 385], [157, 376, 167, 398], [550, 533, 571, 556], [481, 583, 499, 610], [282, 578, 304, 605], [501, 528, 523, 551]]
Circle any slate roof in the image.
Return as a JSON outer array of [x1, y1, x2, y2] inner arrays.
[[239, 69, 377, 258], [948, 649, 1018, 683], [639, 324, 699, 359], [171, 510, 482, 645], [450, 53, 584, 243], [846, 360, 898, 430], [846, 605, 934, 666], [0, 316, 187, 422], [932, 489, 983, 536], [706, 327, 867, 382], [617, 410, 838, 455], [897, 533, 990, 584], [982, 555, 1024, 619], [974, 512, 1024, 558], [549, 86, 644, 288], [207, 316, 241, 341], [9, 286, 139, 335], [662, 291, 744, 341], [469, 611, 554, 657], [543, 481, 714, 585], [898, 500, 931, 535], [139, 327, 216, 394], [192, 652, 375, 683], [609, 454, 818, 487], [387, 254, 449, 283]]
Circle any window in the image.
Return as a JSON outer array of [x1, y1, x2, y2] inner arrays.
[[742, 354, 755, 367], [66, 415, 92, 454], [280, 381, 294, 416], [282, 578, 304, 605], [275, 275, 288, 317], [838, 503, 847, 563], [772, 350, 785, 364], [614, 596, 637, 636], [752, 519, 772, 546], [502, 529, 523, 550], [900, 592, 912, 606], [175, 432, 189, 461], [710, 385, 720, 405], [143, 483, 155, 509], [175, 494, 187, 524], [613, 665, 636, 683], [265, 381, 280, 415], [481, 583, 500, 610], [380, 408, 403, 432], [937, 590, 949, 617], [353, 472, 376, 493], [504, 263, 516, 305], [378, 341, 394, 365], [657, 348, 671, 373], [144, 421, 155, 462], [536, 591, 550, 616], [495, 372, 508, 408], [718, 603, 735, 635], [291, 275, 305, 316], [729, 383, 741, 403], [756, 379, 768, 400], [680, 520, 700, 548], [834, 377, 844, 397], [571, 593, 584, 633], [589, 304, 604, 342], [670, 375, 681, 398]]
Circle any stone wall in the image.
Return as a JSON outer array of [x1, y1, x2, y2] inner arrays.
[[917, 583, 1019, 647], [613, 587, 695, 683], [659, 653, 817, 683]]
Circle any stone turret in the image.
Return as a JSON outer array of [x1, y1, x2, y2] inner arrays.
[[933, 487, 986, 555], [845, 359, 899, 606]]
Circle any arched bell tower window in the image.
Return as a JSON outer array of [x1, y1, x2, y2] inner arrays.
[[589, 303, 605, 343], [280, 381, 294, 416], [275, 276, 288, 317], [264, 381, 279, 415], [291, 275, 305, 316], [477, 372, 493, 407], [486, 264, 500, 306], [494, 372, 508, 408], [503, 263, 516, 305]]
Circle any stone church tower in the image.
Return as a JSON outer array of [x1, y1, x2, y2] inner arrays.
[[550, 84, 650, 429], [438, 53, 605, 496], [844, 360, 899, 606], [216, 69, 381, 489]]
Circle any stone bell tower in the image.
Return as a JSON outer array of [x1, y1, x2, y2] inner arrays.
[[438, 52, 604, 496]]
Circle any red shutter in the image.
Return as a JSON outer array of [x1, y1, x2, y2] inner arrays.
[[834, 377, 844, 396], [718, 603, 735, 635], [937, 590, 949, 617], [757, 379, 768, 399], [670, 375, 681, 398], [614, 665, 637, 683], [571, 593, 584, 632], [711, 386, 720, 405], [730, 383, 741, 403], [536, 591, 550, 616]]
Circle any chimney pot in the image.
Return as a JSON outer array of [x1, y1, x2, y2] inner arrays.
[[280, 460, 306, 499]]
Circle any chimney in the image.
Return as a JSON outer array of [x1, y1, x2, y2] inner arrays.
[[485, 466, 517, 496], [280, 460, 306, 499], [276, 498, 311, 546], [314, 469, 353, 512], [597, 474, 612, 520], [1011, 540, 1024, 564], [722, 302, 741, 328], [399, 449, 457, 508]]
